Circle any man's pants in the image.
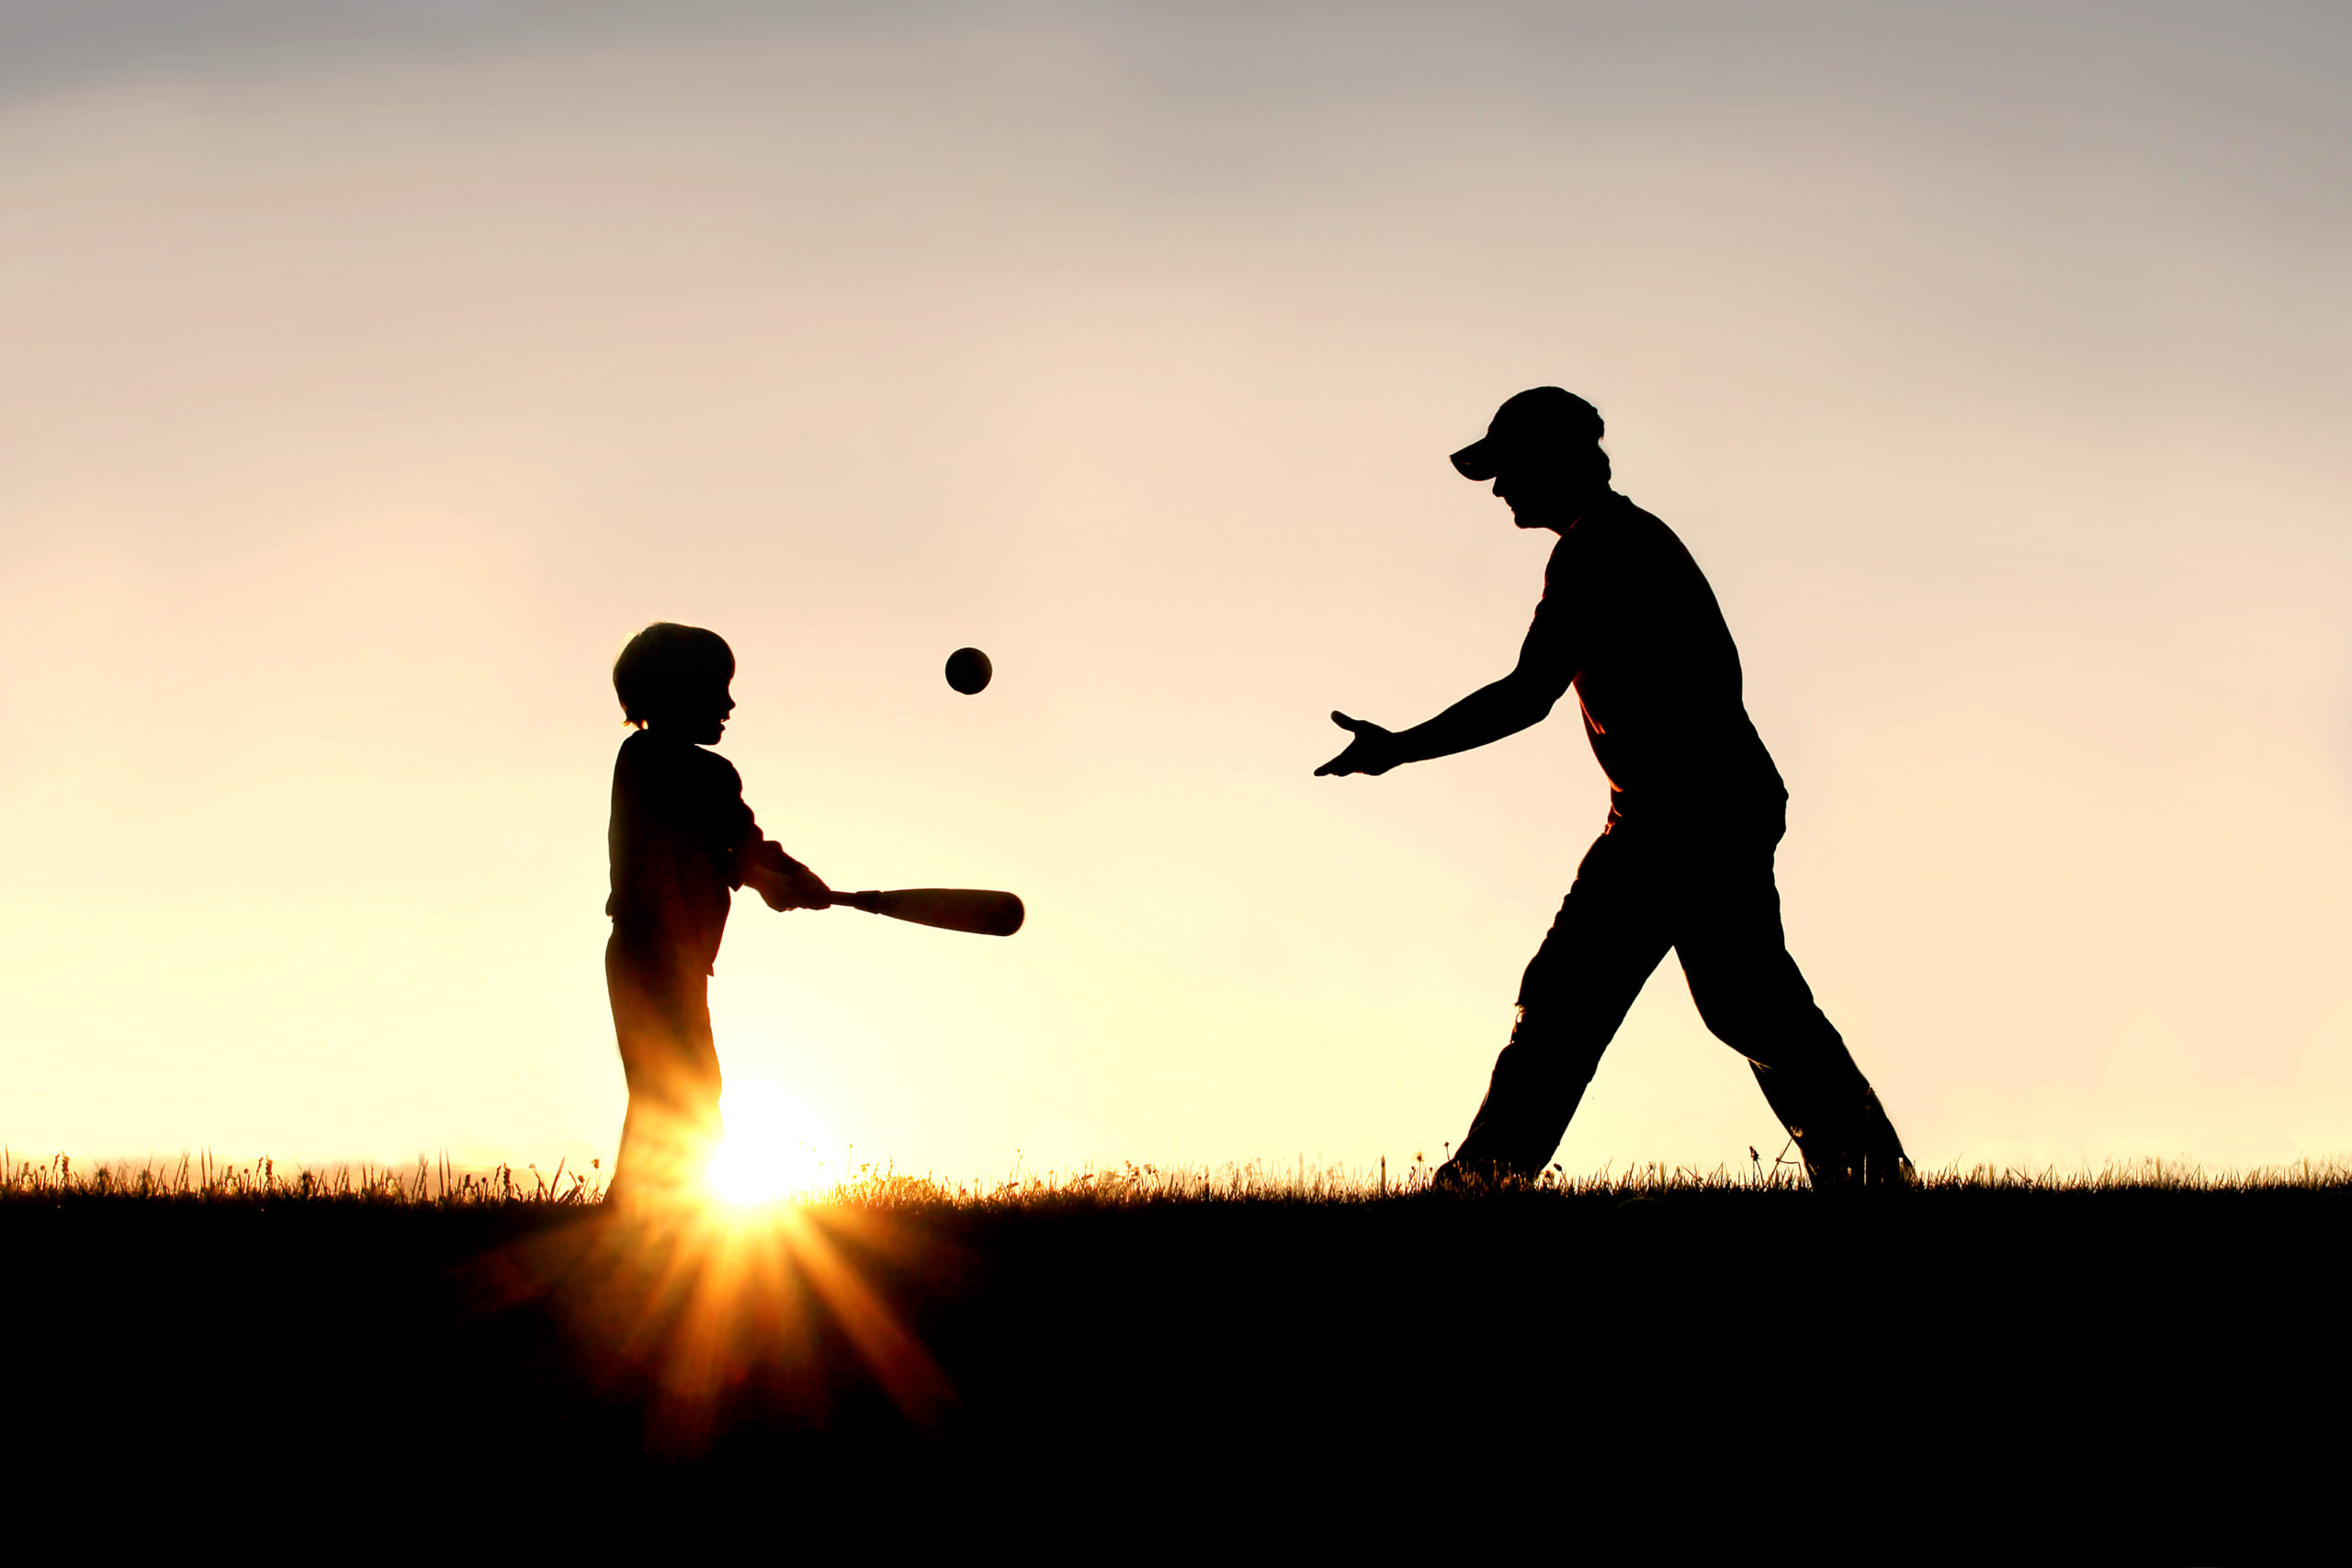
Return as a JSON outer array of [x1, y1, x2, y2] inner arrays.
[[1448, 812, 1908, 1187], [605, 935, 724, 1205]]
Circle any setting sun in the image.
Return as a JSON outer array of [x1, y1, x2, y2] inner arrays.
[[705, 1080, 830, 1206]]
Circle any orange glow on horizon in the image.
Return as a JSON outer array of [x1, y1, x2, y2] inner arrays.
[[488, 1196, 953, 1455]]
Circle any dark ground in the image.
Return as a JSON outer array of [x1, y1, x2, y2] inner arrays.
[[6, 1187, 2346, 1553]]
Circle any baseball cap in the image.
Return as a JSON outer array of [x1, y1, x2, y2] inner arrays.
[[1449, 387, 1605, 480]]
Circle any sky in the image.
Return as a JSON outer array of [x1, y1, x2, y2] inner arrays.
[[2, 1, 2347, 1181]]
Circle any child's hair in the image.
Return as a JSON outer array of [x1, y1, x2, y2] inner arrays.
[[613, 623, 735, 726]]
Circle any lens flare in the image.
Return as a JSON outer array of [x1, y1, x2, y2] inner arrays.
[[704, 1081, 827, 1206]]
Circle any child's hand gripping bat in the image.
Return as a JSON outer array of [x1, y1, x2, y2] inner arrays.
[[744, 840, 1023, 936]]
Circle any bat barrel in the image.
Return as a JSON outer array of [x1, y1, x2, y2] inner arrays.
[[825, 887, 1023, 935]]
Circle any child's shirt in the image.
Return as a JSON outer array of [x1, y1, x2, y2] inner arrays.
[[605, 728, 761, 977]]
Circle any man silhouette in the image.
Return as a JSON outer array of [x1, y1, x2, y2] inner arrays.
[[1317, 388, 1909, 1189]]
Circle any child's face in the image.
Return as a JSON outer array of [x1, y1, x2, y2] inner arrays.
[[654, 676, 734, 744]]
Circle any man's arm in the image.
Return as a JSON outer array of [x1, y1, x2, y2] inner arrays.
[[1315, 619, 1577, 777]]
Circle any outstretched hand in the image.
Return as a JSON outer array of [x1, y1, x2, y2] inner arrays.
[[1315, 710, 1402, 776]]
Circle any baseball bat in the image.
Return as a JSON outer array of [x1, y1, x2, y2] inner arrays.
[[827, 888, 1025, 937]]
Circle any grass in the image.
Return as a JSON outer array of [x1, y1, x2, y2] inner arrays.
[[6, 1143, 2348, 1548], [10, 1145, 2352, 1208], [0, 1147, 605, 1204]]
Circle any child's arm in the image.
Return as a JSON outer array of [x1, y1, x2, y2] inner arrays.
[[740, 835, 833, 911]]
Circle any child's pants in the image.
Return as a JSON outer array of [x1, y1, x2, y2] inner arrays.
[[605, 934, 723, 1204]]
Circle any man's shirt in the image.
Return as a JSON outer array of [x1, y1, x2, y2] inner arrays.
[[605, 728, 759, 976], [1521, 491, 1785, 820]]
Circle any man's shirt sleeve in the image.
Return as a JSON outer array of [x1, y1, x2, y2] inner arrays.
[[1514, 538, 1587, 694]]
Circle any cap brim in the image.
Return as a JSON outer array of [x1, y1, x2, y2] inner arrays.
[[1450, 438, 1498, 480]]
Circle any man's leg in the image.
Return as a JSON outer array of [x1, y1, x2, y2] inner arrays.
[[1671, 835, 1909, 1188], [1443, 829, 1672, 1184]]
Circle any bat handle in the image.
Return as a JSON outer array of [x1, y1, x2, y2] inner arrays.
[[829, 891, 884, 914]]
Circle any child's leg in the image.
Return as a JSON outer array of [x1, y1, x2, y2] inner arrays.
[[605, 935, 723, 1204]]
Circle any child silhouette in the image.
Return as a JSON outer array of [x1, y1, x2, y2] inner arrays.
[[603, 623, 830, 1207]]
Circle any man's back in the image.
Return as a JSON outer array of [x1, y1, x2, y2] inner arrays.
[[1527, 493, 1784, 818]]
